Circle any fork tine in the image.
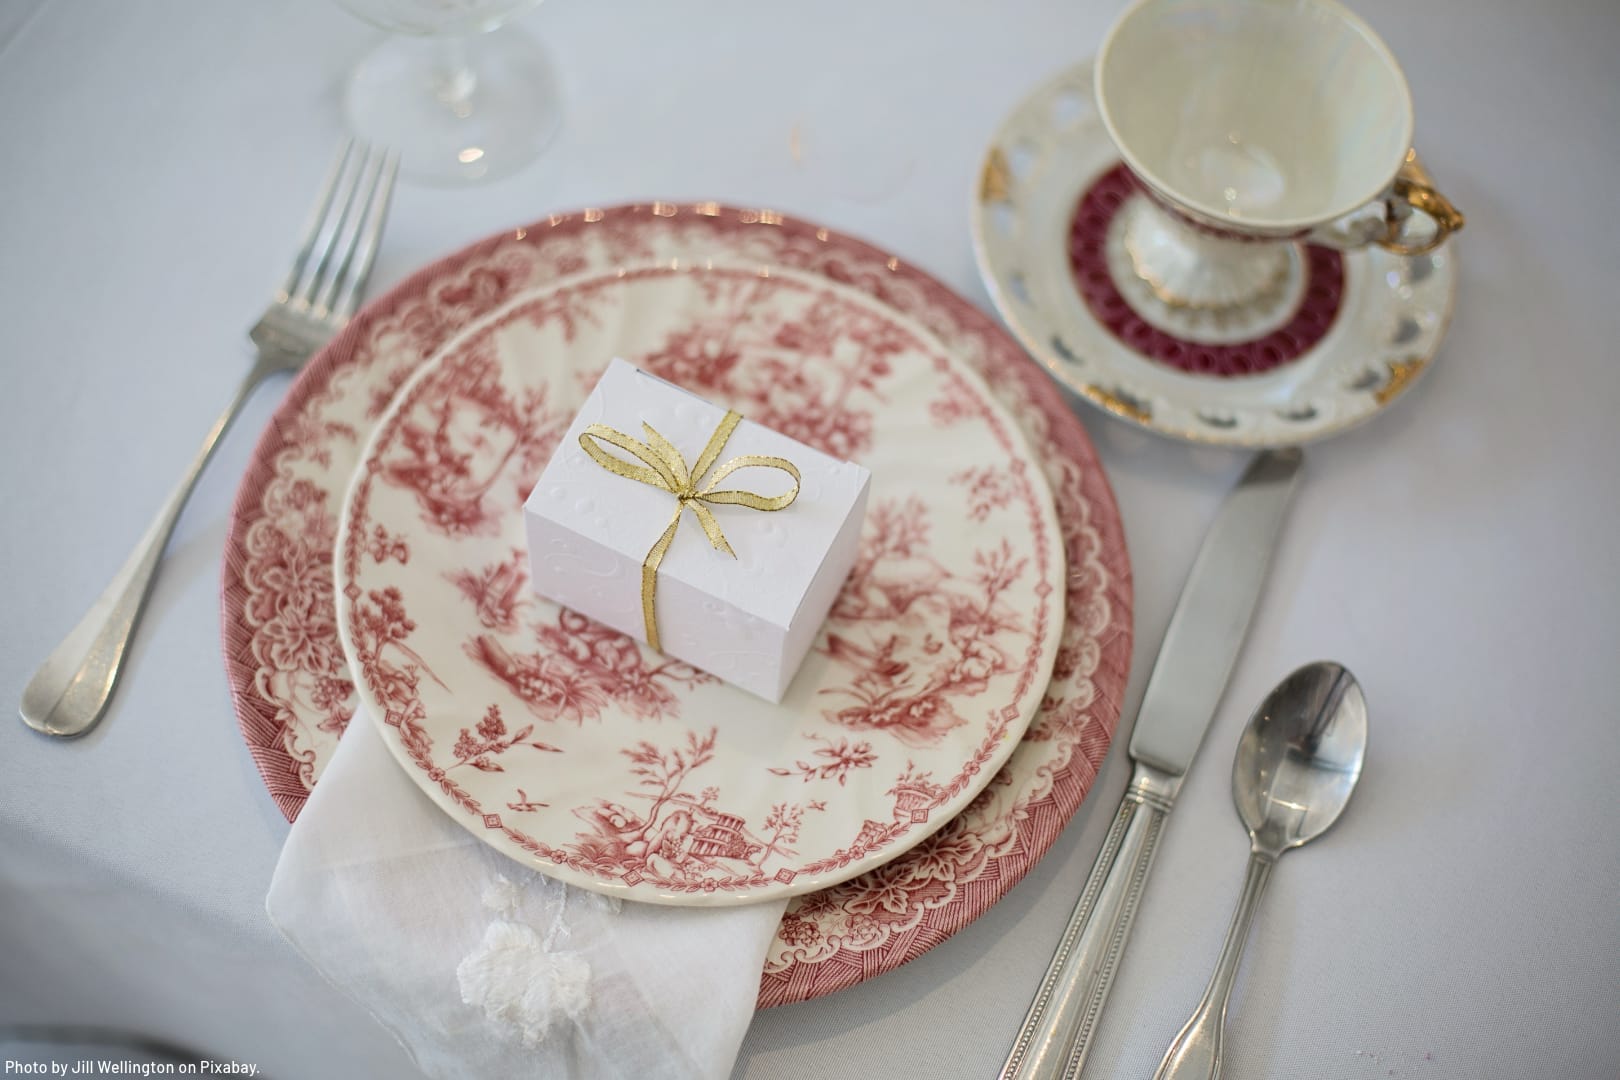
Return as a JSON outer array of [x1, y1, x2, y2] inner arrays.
[[277, 138, 355, 303], [331, 148, 400, 322], [311, 144, 386, 318], [289, 142, 368, 310]]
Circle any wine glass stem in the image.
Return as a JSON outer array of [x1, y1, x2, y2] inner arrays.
[[434, 37, 477, 108]]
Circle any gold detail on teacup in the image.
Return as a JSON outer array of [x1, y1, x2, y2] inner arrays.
[[1373, 357, 1426, 405], [980, 148, 1012, 204], [1381, 151, 1465, 257]]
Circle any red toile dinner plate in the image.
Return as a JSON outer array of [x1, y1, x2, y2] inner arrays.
[[221, 205, 1132, 999], [335, 264, 1066, 906]]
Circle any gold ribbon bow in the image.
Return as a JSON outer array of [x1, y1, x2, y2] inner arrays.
[[578, 410, 800, 652]]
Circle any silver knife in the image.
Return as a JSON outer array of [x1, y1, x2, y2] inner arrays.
[[999, 447, 1303, 1080]]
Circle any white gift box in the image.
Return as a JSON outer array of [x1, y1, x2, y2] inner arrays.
[[524, 359, 871, 703]]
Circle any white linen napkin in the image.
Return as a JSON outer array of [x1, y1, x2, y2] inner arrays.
[[268, 713, 788, 1080]]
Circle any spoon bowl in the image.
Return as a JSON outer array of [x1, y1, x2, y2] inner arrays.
[[1154, 661, 1368, 1080], [1235, 661, 1367, 857]]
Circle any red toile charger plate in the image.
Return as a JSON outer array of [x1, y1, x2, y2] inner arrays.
[[221, 205, 1132, 1002]]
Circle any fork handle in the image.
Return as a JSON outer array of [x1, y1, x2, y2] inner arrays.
[[19, 355, 280, 738], [1000, 761, 1178, 1080]]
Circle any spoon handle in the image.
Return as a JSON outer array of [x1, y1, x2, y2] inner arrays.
[[1153, 852, 1276, 1080]]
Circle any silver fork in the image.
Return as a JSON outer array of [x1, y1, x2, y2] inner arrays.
[[20, 140, 399, 739]]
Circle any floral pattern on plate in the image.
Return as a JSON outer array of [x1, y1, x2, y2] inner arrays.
[[220, 205, 1131, 999], [336, 265, 1065, 904]]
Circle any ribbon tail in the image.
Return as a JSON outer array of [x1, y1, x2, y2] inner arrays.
[[641, 505, 685, 652], [687, 502, 736, 557]]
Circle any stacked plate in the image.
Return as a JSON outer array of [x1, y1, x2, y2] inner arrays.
[[221, 205, 1132, 1007]]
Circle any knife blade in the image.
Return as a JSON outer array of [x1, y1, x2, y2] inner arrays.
[[999, 447, 1303, 1080]]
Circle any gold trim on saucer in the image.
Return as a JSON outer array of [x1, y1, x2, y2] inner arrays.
[[1084, 384, 1152, 423], [981, 148, 1012, 203], [1373, 357, 1426, 405]]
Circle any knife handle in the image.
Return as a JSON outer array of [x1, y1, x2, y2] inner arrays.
[[999, 762, 1179, 1080]]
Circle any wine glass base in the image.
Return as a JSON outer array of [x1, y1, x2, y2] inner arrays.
[[344, 25, 562, 186]]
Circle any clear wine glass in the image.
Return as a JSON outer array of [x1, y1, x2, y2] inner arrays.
[[333, 0, 563, 185]]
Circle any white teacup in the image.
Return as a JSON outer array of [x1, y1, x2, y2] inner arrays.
[[1095, 0, 1463, 310]]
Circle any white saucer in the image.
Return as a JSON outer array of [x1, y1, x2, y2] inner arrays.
[[970, 62, 1458, 448]]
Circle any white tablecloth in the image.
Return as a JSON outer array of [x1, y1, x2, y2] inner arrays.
[[2, 1, 1617, 1077]]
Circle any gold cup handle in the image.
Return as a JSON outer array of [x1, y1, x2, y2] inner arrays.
[[1380, 150, 1465, 256]]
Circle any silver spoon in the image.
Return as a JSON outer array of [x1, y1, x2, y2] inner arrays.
[[1153, 661, 1368, 1080]]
